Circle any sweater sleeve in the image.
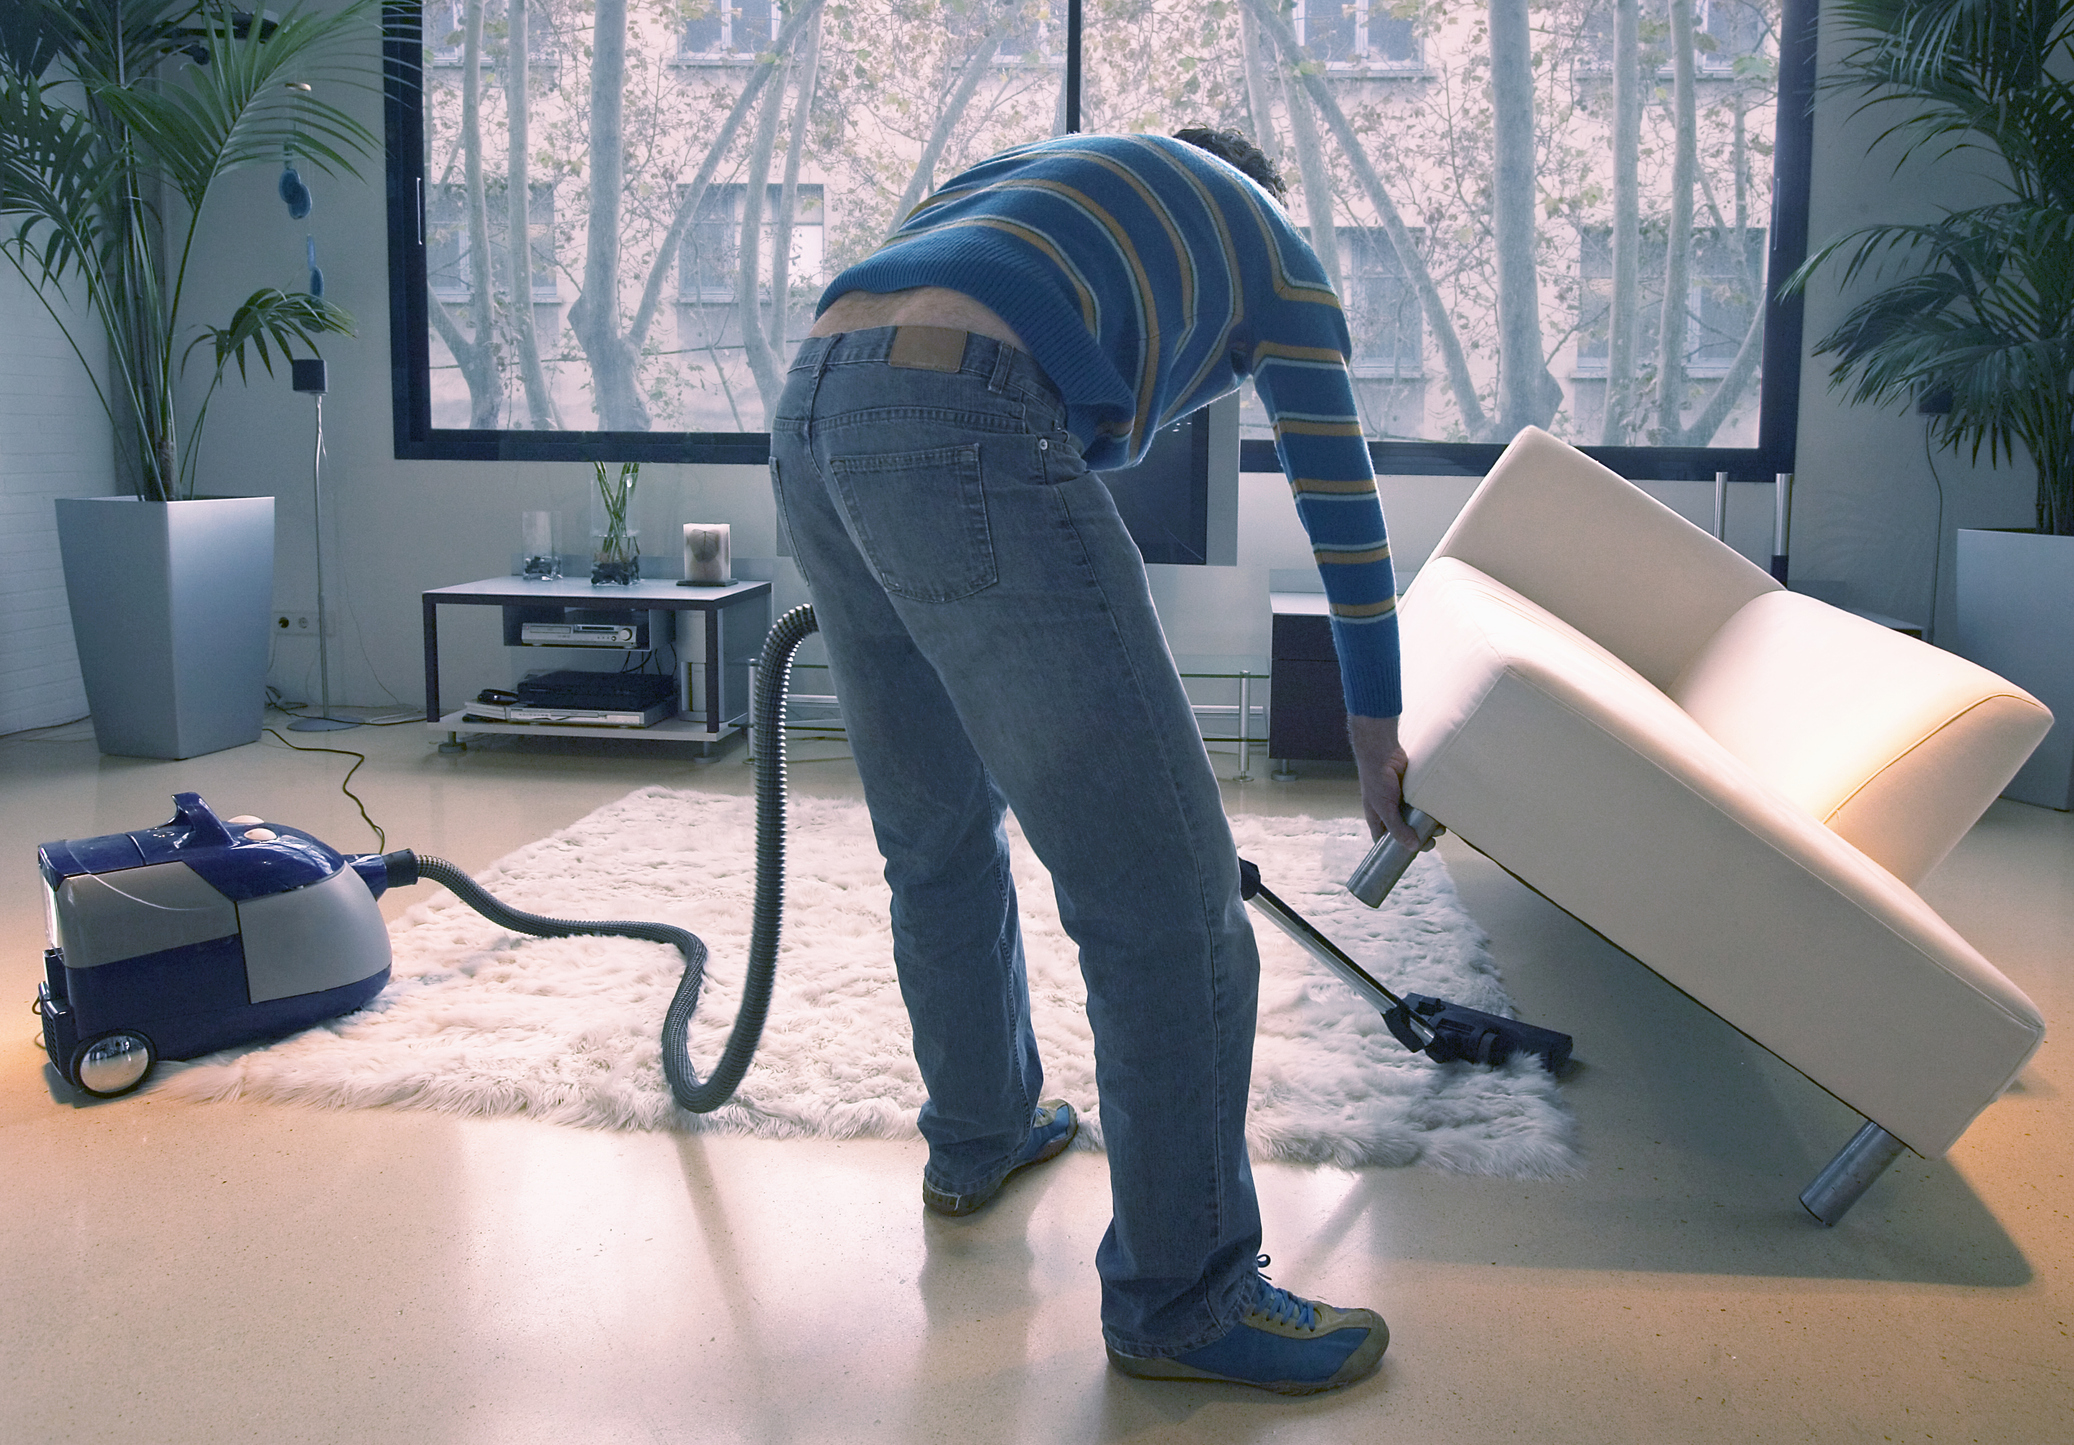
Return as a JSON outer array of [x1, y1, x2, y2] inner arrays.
[[1250, 344, 1402, 719]]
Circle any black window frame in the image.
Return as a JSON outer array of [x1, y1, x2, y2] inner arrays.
[[383, 0, 1815, 481]]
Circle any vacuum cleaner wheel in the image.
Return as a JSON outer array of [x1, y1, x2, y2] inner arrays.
[[72, 1032, 155, 1098]]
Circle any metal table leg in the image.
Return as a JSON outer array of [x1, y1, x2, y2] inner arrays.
[[1234, 671, 1254, 781]]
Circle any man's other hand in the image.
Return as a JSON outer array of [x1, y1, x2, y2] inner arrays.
[[1347, 714, 1422, 849]]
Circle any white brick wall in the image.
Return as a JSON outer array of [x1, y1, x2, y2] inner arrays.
[[0, 266, 117, 735]]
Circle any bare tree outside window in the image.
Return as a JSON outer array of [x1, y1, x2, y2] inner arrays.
[[400, 0, 1788, 451]]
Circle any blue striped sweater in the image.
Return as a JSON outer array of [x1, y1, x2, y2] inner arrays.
[[819, 133, 1400, 718]]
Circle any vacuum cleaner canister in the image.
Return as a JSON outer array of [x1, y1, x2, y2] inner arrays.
[[35, 793, 396, 1098]]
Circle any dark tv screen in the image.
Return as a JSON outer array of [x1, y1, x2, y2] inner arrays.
[[1096, 393, 1238, 566]]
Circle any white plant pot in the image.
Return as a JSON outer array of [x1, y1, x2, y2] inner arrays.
[[1955, 528, 2074, 810], [53, 496, 275, 760]]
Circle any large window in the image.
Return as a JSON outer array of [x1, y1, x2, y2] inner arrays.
[[386, 0, 1813, 478]]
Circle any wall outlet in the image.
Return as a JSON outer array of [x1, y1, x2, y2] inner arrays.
[[273, 613, 326, 636]]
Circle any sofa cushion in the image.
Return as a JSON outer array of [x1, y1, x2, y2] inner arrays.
[[1669, 590, 2053, 887]]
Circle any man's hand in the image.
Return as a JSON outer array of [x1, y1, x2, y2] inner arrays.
[[1347, 713, 1422, 849]]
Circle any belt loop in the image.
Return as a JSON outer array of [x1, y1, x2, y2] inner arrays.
[[792, 335, 833, 437], [987, 337, 1016, 394]]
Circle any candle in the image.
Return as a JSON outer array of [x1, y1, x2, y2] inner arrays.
[[683, 523, 731, 585]]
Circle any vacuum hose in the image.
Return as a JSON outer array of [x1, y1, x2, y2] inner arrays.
[[391, 605, 820, 1114]]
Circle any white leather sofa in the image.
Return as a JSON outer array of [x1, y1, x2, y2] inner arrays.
[[1389, 428, 2051, 1222]]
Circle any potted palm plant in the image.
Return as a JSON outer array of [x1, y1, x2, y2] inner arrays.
[[1790, 0, 2074, 808], [1, 0, 378, 758]]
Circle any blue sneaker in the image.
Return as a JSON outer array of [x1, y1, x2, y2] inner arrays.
[[922, 1099, 1078, 1217], [1106, 1258, 1389, 1395]]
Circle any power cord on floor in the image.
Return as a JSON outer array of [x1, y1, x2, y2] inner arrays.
[[266, 687, 418, 726], [1, 714, 92, 742], [261, 726, 387, 851]]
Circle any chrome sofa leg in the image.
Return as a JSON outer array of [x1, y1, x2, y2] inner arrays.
[[1344, 806, 1443, 908], [1801, 1120, 1910, 1225]]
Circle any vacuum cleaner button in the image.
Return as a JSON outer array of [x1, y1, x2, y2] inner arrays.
[[227, 815, 264, 826], [242, 828, 278, 842]]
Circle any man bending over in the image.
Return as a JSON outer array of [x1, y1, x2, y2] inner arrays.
[[768, 127, 1411, 1395]]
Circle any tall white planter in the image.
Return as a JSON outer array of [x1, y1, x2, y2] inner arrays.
[[1955, 528, 2074, 810], [53, 496, 275, 760]]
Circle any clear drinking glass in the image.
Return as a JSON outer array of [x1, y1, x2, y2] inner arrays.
[[521, 510, 561, 580]]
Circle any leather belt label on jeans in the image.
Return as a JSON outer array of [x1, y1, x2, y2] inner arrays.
[[887, 326, 969, 372]]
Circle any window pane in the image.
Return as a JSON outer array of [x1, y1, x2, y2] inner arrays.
[[1302, 1, 1361, 64], [1078, 0, 1780, 448], [417, 0, 1063, 432], [680, 2, 724, 56]]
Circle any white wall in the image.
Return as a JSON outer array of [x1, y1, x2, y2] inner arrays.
[[1786, 8, 2036, 642], [0, 266, 116, 734], [177, 5, 2028, 714]]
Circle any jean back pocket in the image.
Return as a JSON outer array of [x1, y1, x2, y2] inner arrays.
[[828, 444, 998, 602]]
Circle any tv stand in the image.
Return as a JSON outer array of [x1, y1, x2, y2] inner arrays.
[[421, 576, 772, 754]]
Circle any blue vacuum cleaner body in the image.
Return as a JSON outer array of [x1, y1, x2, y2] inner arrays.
[[34, 621, 822, 1106], [36, 793, 395, 1097]]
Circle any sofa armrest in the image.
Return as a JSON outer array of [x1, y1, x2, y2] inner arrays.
[[1669, 590, 2054, 887]]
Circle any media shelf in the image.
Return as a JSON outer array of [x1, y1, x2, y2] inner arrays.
[[422, 575, 773, 753]]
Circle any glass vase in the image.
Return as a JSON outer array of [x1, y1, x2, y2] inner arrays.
[[590, 526, 640, 585], [589, 462, 641, 585]]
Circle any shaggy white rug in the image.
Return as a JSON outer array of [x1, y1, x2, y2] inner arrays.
[[163, 787, 1579, 1178]]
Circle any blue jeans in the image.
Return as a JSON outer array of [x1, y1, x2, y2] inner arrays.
[[769, 328, 1263, 1355]]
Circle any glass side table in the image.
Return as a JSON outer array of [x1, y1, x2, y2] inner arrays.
[[749, 655, 1269, 780], [1172, 654, 1270, 781]]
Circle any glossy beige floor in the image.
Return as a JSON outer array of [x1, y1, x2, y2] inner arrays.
[[3, 713, 2068, 1444]]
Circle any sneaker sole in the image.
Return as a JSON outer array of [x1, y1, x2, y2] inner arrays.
[[1104, 1320, 1389, 1397]]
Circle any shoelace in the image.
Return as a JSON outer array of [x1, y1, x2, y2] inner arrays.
[[1250, 1255, 1318, 1331]]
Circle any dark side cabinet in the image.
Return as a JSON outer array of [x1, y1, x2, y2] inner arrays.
[[1268, 592, 1352, 762]]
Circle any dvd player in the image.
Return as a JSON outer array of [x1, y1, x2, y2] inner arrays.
[[516, 670, 677, 710], [464, 701, 674, 728]]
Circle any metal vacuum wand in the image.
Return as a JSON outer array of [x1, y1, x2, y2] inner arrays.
[[1238, 850, 1573, 1071], [1240, 858, 1410, 1012]]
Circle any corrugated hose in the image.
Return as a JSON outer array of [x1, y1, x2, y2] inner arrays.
[[384, 604, 820, 1114]]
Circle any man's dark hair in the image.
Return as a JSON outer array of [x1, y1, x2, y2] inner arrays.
[[1173, 127, 1287, 203]]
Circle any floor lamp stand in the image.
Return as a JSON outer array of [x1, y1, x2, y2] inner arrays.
[[288, 359, 358, 733]]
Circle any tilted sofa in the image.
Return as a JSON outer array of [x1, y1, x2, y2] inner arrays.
[[1388, 428, 2051, 1222]]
